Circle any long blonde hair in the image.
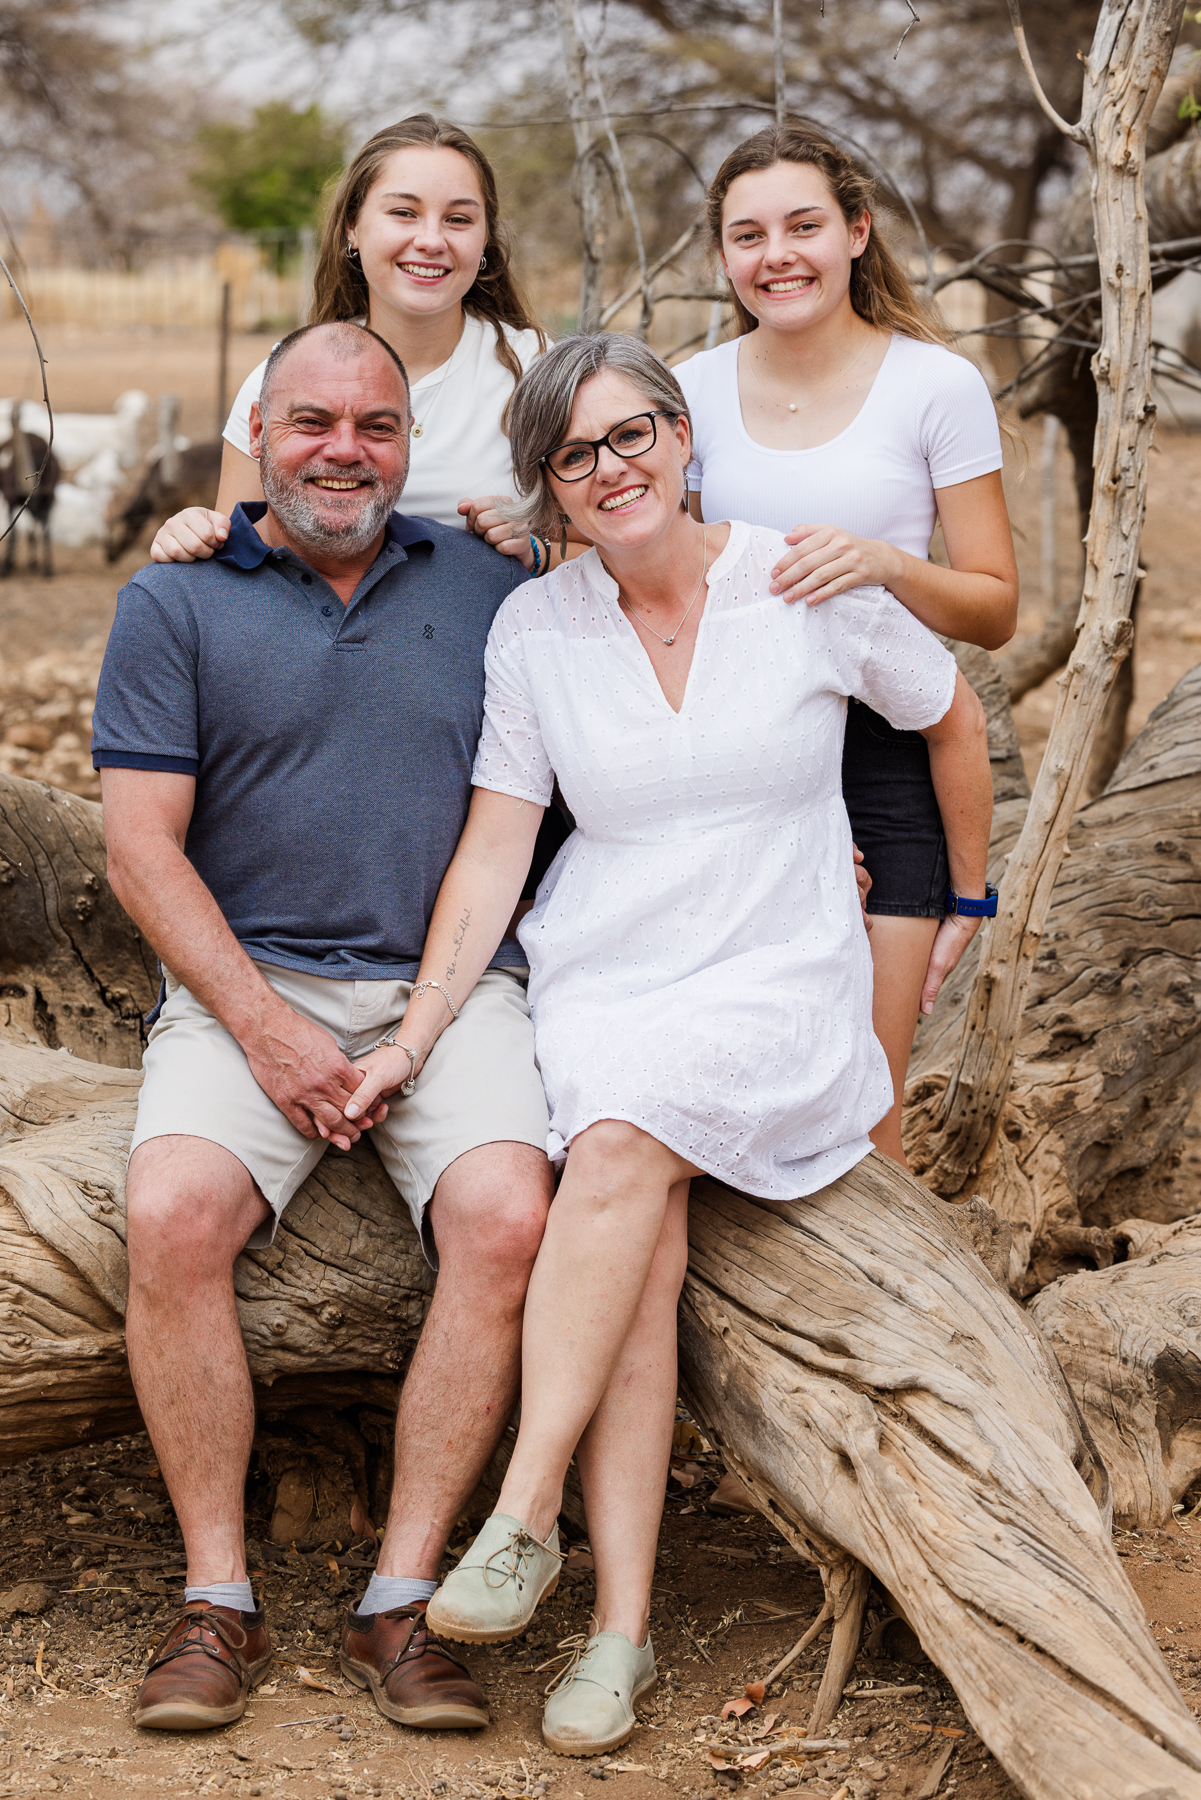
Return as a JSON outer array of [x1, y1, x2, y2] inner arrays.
[[708, 121, 946, 345], [310, 114, 547, 400]]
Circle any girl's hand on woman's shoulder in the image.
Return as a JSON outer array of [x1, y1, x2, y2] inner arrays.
[[771, 523, 902, 606], [150, 508, 230, 564], [458, 495, 535, 569]]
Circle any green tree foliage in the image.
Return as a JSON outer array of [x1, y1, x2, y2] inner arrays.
[[193, 101, 345, 235]]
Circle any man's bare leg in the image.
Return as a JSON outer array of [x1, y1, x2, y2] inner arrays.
[[375, 1141, 553, 1580], [125, 1136, 271, 1587]]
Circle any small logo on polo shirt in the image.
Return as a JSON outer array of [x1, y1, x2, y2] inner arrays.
[[423, 623, 435, 640]]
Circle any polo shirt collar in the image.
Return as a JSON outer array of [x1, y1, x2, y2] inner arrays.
[[216, 502, 435, 570]]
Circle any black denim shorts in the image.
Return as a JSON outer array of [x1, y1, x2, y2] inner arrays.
[[841, 699, 949, 918]]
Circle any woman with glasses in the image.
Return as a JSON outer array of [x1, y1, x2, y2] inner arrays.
[[675, 122, 1018, 1166], [342, 333, 993, 1758]]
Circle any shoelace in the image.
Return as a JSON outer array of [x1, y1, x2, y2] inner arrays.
[[537, 1632, 592, 1696], [482, 1526, 565, 1591]]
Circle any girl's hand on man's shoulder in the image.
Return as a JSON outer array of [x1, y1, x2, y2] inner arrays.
[[150, 508, 230, 564]]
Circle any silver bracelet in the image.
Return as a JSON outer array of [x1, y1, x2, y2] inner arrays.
[[367, 1034, 419, 1096], [410, 979, 460, 1019]]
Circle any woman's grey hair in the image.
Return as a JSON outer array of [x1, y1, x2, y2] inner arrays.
[[506, 333, 692, 541]]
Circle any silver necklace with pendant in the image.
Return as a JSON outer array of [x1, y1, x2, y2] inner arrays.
[[617, 525, 708, 646], [410, 372, 448, 439], [410, 324, 466, 437], [745, 333, 872, 414]]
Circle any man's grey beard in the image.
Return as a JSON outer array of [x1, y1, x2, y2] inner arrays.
[[259, 440, 408, 560]]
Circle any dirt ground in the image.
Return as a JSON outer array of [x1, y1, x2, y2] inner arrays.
[[2, 322, 1201, 1796], [0, 1432, 1199, 1800]]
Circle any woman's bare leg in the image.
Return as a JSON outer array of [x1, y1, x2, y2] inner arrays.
[[573, 1181, 690, 1646], [866, 915, 940, 1167], [494, 1121, 697, 1543]]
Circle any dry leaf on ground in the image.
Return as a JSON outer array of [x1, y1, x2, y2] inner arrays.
[[296, 1668, 338, 1694]]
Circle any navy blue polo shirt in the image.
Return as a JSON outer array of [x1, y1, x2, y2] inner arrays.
[[92, 503, 527, 981]]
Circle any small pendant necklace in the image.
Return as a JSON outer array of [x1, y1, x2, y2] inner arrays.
[[616, 526, 708, 647], [745, 333, 872, 414], [409, 319, 467, 438]]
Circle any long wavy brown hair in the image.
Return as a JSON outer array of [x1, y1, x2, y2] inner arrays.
[[310, 114, 547, 401], [707, 121, 946, 345]]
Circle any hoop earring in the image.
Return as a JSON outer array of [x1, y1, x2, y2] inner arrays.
[[558, 512, 569, 559], [345, 244, 362, 266], [479, 252, 487, 272]]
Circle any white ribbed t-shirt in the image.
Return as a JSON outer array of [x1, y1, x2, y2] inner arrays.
[[223, 313, 543, 528], [675, 333, 1002, 558]]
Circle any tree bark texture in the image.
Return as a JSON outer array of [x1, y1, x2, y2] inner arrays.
[[926, 0, 1186, 1196], [1028, 1214, 1201, 1526], [0, 779, 156, 1066], [997, 49, 1200, 708], [553, 0, 608, 332], [906, 662, 1201, 1282], [680, 1168, 1201, 1800]]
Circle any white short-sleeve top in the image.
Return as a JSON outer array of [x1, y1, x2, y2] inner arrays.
[[674, 334, 1002, 559], [223, 313, 543, 528]]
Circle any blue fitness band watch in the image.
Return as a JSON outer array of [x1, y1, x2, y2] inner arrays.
[[945, 882, 998, 917]]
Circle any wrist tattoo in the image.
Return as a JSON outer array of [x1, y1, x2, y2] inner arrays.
[[446, 906, 471, 982]]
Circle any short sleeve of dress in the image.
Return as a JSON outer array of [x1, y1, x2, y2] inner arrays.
[[222, 358, 268, 457], [815, 585, 958, 733], [918, 350, 1003, 489], [472, 590, 555, 806]]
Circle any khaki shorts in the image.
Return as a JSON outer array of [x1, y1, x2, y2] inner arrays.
[[130, 962, 550, 1268]]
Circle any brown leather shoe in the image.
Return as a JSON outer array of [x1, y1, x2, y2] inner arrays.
[[340, 1601, 489, 1729], [134, 1602, 272, 1730]]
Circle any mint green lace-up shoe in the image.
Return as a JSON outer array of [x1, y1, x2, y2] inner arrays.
[[425, 1513, 562, 1645], [540, 1630, 657, 1756]]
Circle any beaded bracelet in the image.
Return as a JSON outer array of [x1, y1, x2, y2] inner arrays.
[[529, 534, 543, 577]]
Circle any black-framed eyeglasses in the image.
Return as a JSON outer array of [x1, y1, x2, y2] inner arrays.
[[540, 411, 677, 483]]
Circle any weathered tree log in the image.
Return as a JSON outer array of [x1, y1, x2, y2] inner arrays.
[[4, 1041, 1201, 1793], [0, 777, 156, 1066], [907, 662, 1201, 1282], [1028, 1214, 1201, 1526], [0, 1052, 432, 1462], [679, 1167, 1201, 1799]]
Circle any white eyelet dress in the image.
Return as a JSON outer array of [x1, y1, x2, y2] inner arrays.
[[471, 521, 958, 1199]]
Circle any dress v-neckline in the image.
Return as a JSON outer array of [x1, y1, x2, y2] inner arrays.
[[592, 524, 742, 718]]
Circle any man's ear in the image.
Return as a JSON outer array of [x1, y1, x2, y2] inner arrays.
[[248, 400, 264, 463]]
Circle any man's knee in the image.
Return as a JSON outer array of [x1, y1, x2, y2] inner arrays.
[[430, 1142, 551, 1283], [127, 1137, 267, 1282]]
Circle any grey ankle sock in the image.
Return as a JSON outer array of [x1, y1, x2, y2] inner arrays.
[[185, 1581, 255, 1614], [358, 1573, 437, 1617]]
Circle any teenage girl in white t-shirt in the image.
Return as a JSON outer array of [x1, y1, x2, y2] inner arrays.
[[149, 113, 553, 572], [675, 122, 1018, 1167]]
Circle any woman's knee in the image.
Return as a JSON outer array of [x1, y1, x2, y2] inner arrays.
[[569, 1119, 690, 1189]]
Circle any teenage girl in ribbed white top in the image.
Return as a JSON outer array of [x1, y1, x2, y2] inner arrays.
[[675, 122, 1018, 1166]]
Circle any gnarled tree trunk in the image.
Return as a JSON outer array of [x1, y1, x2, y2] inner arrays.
[[906, 662, 1201, 1283]]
